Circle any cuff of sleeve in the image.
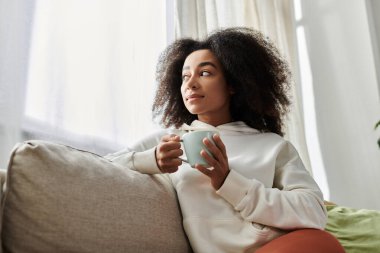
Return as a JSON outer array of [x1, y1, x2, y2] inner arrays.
[[216, 170, 252, 207], [133, 147, 162, 174]]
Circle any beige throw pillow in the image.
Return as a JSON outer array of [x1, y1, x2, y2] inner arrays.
[[1, 140, 192, 253]]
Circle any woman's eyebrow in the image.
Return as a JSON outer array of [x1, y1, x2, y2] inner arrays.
[[198, 61, 217, 68], [182, 61, 218, 71]]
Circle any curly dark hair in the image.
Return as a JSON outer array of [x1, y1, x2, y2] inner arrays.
[[152, 27, 291, 136]]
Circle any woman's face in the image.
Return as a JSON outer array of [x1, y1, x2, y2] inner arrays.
[[181, 49, 233, 126]]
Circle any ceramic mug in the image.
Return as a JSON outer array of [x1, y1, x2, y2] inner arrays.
[[181, 130, 218, 167]]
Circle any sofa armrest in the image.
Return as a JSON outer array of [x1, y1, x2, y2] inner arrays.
[[2, 140, 192, 253]]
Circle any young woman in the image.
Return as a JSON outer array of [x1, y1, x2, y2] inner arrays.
[[107, 27, 328, 253]]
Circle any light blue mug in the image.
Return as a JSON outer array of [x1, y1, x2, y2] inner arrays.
[[181, 130, 218, 167]]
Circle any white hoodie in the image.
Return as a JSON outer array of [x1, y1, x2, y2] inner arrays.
[[106, 120, 327, 253]]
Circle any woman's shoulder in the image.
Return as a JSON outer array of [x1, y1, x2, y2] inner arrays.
[[128, 128, 168, 151], [259, 132, 297, 150]]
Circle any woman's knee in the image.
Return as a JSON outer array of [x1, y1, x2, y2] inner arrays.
[[255, 229, 345, 253]]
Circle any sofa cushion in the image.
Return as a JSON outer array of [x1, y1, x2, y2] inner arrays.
[[1, 140, 192, 253], [325, 204, 380, 253]]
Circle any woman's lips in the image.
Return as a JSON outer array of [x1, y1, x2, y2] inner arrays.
[[186, 94, 204, 102]]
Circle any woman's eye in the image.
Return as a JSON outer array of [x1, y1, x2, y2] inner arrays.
[[200, 71, 211, 76], [182, 75, 190, 82]]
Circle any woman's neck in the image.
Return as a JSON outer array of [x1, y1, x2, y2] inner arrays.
[[197, 114, 233, 127]]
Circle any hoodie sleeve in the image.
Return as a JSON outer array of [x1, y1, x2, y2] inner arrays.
[[216, 141, 327, 230], [104, 130, 165, 174]]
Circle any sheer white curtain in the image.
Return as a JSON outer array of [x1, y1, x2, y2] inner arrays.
[[293, 0, 380, 210], [0, 0, 35, 169], [174, 0, 312, 174], [0, 0, 170, 168]]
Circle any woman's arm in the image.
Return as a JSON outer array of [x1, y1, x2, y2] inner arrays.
[[104, 130, 166, 174], [216, 141, 327, 230]]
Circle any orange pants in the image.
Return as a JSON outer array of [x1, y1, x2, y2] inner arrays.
[[256, 229, 345, 253]]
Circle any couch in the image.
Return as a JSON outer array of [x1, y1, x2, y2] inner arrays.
[[0, 140, 377, 252]]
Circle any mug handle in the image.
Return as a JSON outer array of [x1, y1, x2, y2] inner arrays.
[[178, 139, 189, 164], [180, 157, 189, 164]]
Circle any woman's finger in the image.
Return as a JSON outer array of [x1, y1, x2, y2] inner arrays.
[[203, 138, 225, 164], [157, 158, 182, 173], [213, 134, 227, 159], [161, 134, 180, 142], [161, 158, 182, 167], [200, 149, 217, 168], [160, 148, 183, 159], [195, 164, 212, 177], [157, 140, 181, 153]]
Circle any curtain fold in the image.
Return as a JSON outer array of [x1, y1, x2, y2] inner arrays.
[[174, 0, 312, 173], [0, 0, 36, 169]]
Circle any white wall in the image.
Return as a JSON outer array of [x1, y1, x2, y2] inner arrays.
[[299, 0, 380, 210]]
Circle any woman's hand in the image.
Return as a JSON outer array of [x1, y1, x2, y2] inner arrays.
[[155, 134, 183, 173], [195, 134, 230, 190]]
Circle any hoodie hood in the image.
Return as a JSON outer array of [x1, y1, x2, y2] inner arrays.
[[180, 120, 260, 135]]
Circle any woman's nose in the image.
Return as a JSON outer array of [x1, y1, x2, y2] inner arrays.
[[186, 76, 199, 90]]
